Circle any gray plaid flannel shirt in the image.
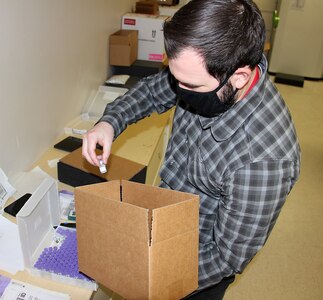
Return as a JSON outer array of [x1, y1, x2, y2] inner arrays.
[[100, 56, 301, 290]]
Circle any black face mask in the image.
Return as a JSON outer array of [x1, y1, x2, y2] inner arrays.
[[176, 76, 238, 118]]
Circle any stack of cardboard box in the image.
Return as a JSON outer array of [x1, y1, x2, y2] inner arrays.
[[109, 13, 169, 66]]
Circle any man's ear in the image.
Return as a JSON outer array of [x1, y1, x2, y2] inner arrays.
[[232, 66, 253, 89]]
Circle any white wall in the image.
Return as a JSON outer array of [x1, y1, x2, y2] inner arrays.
[[0, 0, 134, 177]]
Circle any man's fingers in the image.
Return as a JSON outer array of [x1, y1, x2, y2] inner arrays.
[[82, 122, 114, 166], [82, 132, 99, 166]]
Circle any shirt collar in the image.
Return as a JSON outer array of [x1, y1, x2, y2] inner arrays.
[[199, 55, 268, 141]]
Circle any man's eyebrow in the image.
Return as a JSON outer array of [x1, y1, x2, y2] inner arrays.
[[170, 73, 202, 89], [178, 81, 202, 89]]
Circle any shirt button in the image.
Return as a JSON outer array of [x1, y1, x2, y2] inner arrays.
[[170, 161, 174, 165]]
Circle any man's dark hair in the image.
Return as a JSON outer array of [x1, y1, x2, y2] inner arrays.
[[163, 0, 266, 80]]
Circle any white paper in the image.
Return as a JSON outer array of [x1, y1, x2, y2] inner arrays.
[[0, 216, 24, 274], [0, 169, 16, 212], [1, 279, 70, 300]]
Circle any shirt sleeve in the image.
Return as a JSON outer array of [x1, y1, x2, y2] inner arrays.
[[198, 158, 300, 289], [99, 67, 177, 138]]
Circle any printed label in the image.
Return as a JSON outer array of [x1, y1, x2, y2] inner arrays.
[[123, 18, 136, 26], [148, 53, 164, 61]]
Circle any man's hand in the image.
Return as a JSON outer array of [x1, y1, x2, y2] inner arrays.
[[82, 121, 114, 166]]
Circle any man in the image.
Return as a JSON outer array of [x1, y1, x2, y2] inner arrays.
[[82, 0, 301, 299]]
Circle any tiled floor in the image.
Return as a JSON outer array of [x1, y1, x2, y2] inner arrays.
[[225, 78, 323, 300], [92, 77, 323, 300]]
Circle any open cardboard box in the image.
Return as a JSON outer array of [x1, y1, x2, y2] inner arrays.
[[75, 180, 199, 299], [57, 148, 147, 187]]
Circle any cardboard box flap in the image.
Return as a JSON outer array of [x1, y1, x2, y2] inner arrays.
[[16, 178, 60, 268], [75, 181, 150, 243], [75, 181, 151, 298], [120, 180, 199, 245], [151, 198, 199, 244], [59, 148, 145, 181], [110, 29, 138, 46], [75, 179, 121, 201], [121, 180, 198, 209], [149, 230, 199, 299]]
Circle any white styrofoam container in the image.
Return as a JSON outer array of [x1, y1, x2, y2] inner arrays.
[[121, 13, 169, 62]]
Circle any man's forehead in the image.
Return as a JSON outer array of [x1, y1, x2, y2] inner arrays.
[[168, 48, 218, 89]]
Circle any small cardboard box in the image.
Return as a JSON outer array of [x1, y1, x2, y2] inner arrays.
[[57, 148, 147, 187], [75, 180, 199, 299], [135, 0, 159, 15], [121, 13, 169, 62], [109, 30, 138, 66]]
